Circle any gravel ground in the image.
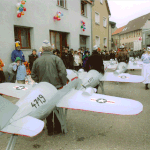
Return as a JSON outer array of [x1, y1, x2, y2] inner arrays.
[[0, 69, 150, 150]]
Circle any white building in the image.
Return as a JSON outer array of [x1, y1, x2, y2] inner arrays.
[[0, 0, 92, 72]]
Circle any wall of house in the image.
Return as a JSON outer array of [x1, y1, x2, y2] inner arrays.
[[112, 34, 119, 50], [109, 24, 112, 50], [120, 30, 142, 48], [0, 0, 92, 72], [92, 0, 109, 51]]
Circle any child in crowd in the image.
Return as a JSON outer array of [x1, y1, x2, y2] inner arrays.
[[0, 59, 5, 83], [13, 57, 27, 84]]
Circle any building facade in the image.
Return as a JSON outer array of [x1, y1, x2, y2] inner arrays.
[[119, 13, 150, 50], [0, 0, 92, 72], [142, 20, 150, 49], [92, 0, 111, 51], [112, 26, 125, 50]]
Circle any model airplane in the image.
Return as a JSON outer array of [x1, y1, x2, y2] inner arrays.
[[104, 58, 143, 71], [0, 69, 143, 150]]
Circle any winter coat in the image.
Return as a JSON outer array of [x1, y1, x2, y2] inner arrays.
[[11, 49, 25, 62], [85, 51, 104, 74], [110, 53, 115, 60], [13, 62, 27, 80], [31, 51, 67, 89], [104, 54, 110, 60], [68, 52, 74, 69], [61, 52, 70, 69], [73, 54, 81, 66], [117, 51, 129, 63], [7, 62, 17, 75], [82, 54, 90, 68], [28, 54, 38, 70], [129, 51, 135, 58]]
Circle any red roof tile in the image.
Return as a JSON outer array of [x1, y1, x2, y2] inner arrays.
[[112, 26, 126, 35]]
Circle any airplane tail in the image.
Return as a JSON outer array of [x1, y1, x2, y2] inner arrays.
[[0, 96, 19, 130]]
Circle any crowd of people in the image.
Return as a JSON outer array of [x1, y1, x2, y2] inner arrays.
[[0, 40, 146, 84]]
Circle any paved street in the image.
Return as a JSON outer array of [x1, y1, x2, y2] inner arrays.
[[1, 69, 150, 150]]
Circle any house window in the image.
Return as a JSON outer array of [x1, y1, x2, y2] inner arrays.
[[95, 36, 100, 47], [95, 12, 100, 24], [100, 0, 103, 4], [80, 35, 87, 49], [103, 17, 107, 27], [50, 31, 67, 56], [57, 0, 67, 8], [103, 38, 107, 47], [81, 0, 87, 17], [14, 26, 31, 49]]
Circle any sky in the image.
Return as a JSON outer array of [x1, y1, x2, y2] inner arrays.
[[108, 0, 150, 28]]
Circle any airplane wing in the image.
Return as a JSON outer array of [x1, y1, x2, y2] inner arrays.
[[0, 83, 33, 99], [100, 72, 144, 83], [56, 89, 143, 115], [127, 61, 143, 69], [0, 116, 44, 137]]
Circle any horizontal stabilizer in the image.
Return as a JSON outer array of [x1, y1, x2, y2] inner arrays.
[[56, 89, 143, 115], [101, 72, 144, 83], [0, 96, 18, 130], [1, 116, 44, 137], [0, 83, 33, 99]]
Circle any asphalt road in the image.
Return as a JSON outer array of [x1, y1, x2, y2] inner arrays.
[[0, 69, 150, 150]]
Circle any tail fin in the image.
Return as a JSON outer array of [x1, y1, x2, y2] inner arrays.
[[0, 96, 19, 130]]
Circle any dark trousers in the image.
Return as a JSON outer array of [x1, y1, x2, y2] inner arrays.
[[46, 110, 62, 134], [0, 71, 5, 83]]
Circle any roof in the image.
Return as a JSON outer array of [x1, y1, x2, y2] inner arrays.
[[120, 13, 150, 35], [112, 26, 126, 35], [82, 0, 92, 5], [105, 0, 111, 15]]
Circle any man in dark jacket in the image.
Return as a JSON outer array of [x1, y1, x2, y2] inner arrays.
[[117, 47, 129, 63], [85, 45, 104, 74], [85, 45, 104, 93], [28, 49, 38, 71], [110, 50, 116, 60], [61, 48, 70, 69], [11, 41, 25, 62], [31, 40, 68, 135]]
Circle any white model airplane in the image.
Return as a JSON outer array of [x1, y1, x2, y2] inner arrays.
[[0, 69, 143, 150], [127, 57, 143, 70]]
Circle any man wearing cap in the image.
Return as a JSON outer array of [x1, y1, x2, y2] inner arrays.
[[85, 45, 104, 92], [11, 41, 25, 62], [141, 49, 150, 90], [31, 40, 68, 135]]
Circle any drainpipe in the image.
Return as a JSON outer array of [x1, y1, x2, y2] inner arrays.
[[108, 16, 110, 51], [91, 0, 95, 53]]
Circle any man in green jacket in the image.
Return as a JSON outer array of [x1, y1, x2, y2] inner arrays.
[[31, 40, 68, 135]]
